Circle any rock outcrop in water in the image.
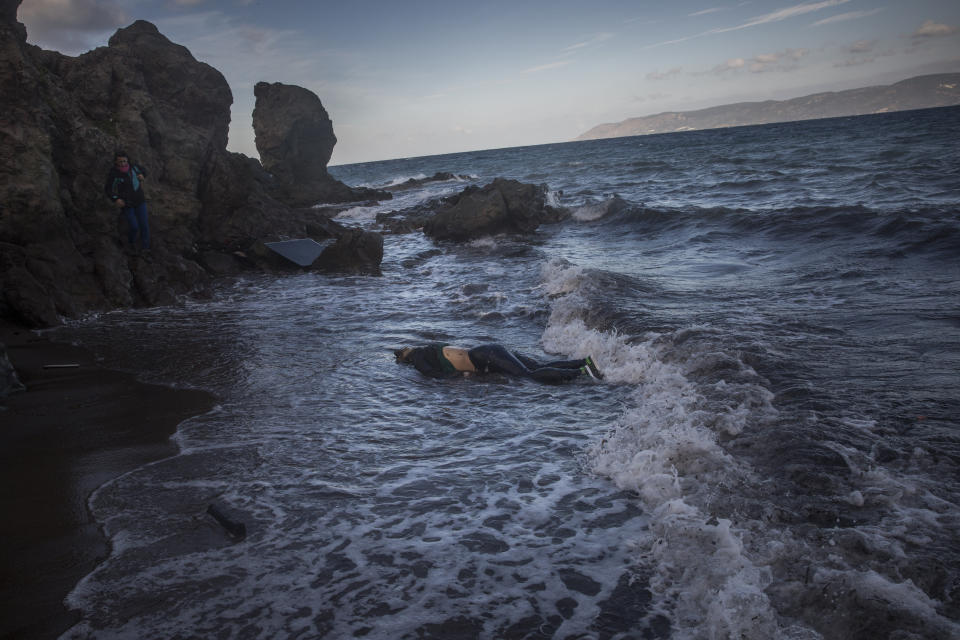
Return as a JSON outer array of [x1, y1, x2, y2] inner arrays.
[[0, 2, 383, 328], [252, 82, 389, 206], [377, 178, 567, 241], [422, 179, 567, 242]]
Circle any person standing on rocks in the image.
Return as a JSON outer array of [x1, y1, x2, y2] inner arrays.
[[104, 150, 150, 253]]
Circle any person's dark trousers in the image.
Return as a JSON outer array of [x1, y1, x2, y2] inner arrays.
[[123, 202, 150, 249]]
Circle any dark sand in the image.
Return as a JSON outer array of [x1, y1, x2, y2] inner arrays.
[[0, 322, 216, 639]]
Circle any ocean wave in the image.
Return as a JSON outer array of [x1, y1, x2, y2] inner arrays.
[[537, 257, 790, 637], [568, 198, 960, 256], [536, 255, 960, 639]]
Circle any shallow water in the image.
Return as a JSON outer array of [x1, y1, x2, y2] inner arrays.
[[58, 107, 959, 639]]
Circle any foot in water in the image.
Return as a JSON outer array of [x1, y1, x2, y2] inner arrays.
[[582, 356, 604, 380]]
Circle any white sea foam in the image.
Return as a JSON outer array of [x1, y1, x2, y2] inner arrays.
[[536, 251, 960, 638], [537, 256, 798, 638], [570, 196, 631, 222], [333, 204, 378, 221], [385, 173, 428, 187]]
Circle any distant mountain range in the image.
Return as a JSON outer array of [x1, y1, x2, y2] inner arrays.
[[574, 73, 960, 141]]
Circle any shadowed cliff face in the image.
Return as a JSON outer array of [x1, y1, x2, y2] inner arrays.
[[0, 2, 383, 327]]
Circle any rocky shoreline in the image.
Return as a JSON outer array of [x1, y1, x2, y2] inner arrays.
[[1, 3, 389, 329], [0, 1, 566, 331]]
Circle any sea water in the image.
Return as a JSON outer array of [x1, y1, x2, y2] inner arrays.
[[58, 107, 959, 639]]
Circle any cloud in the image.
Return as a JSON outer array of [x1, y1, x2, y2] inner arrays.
[[712, 58, 746, 73], [528, 32, 612, 75], [690, 7, 726, 18], [847, 40, 876, 54], [647, 66, 684, 80], [713, 0, 852, 33], [833, 39, 898, 68], [18, 0, 129, 54], [811, 8, 884, 27], [708, 49, 809, 74], [563, 32, 614, 53], [522, 60, 574, 74], [647, 0, 851, 48], [912, 20, 958, 39], [750, 48, 808, 72]]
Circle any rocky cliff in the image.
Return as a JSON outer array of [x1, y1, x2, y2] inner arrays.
[[576, 73, 960, 141], [0, 1, 385, 328]]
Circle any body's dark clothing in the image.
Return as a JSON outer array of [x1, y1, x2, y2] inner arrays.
[[467, 344, 585, 384], [404, 343, 586, 383], [406, 344, 459, 378], [104, 163, 147, 206]]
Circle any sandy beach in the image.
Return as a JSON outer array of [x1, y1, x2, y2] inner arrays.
[[0, 322, 216, 639]]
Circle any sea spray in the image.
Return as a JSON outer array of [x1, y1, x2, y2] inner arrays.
[[538, 256, 796, 637]]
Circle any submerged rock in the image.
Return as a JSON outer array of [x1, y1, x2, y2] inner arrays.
[[385, 172, 472, 191]]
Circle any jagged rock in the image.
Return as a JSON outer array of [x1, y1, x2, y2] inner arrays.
[[376, 199, 447, 235], [0, 3, 383, 327], [422, 179, 568, 242], [314, 226, 383, 272], [253, 81, 390, 206]]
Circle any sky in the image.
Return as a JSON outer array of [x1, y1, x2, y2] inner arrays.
[[17, 0, 960, 165]]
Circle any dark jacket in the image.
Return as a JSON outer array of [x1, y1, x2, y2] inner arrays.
[[104, 163, 147, 207]]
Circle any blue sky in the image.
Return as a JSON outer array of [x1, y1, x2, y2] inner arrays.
[[18, 0, 960, 165]]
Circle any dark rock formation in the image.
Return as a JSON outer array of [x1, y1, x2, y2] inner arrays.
[[0, 343, 24, 398], [253, 81, 390, 206], [421, 179, 567, 242], [0, 3, 382, 327]]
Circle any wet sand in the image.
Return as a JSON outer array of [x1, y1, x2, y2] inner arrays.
[[0, 322, 216, 639]]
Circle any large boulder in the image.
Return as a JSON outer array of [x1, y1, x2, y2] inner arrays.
[[0, 3, 384, 327], [422, 179, 568, 242], [253, 81, 389, 206], [253, 82, 336, 184]]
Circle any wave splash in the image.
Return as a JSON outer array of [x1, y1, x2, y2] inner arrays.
[[536, 256, 960, 639]]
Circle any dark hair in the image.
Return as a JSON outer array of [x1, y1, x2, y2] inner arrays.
[[114, 149, 129, 160]]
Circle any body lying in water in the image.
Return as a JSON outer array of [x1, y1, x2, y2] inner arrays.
[[394, 343, 603, 384]]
